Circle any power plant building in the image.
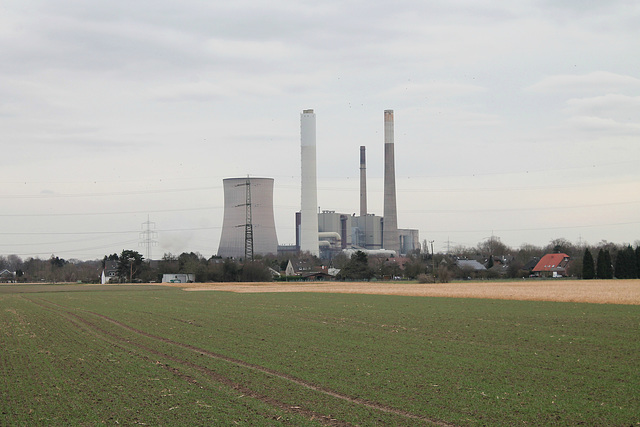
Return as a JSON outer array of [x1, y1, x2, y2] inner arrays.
[[292, 108, 419, 260], [318, 210, 352, 249], [217, 177, 278, 259], [352, 214, 383, 250], [399, 229, 420, 256]]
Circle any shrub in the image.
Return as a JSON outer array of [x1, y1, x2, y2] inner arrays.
[[437, 265, 452, 283], [416, 273, 431, 284]]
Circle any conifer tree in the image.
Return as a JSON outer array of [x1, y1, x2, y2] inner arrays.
[[630, 245, 639, 279], [582, 248, 595, 279], [614, 246, 637, 279], [603, 249, 614, 279], [614, 249, 627, 279], [596, 248, 606, 279], [487, 255, 494, 269]]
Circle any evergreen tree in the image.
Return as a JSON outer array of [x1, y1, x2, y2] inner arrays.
[[636, 246, 640, 278], [603, 249, 614, 279], [582, 248, 595, 279], [222, 258, 240, 282], [338, 251, 374, 280], [614, 246, 637, 279], [117, 250, 144, 282], [614, 249, 626, 279], [630, 245, 639, 279], [596, 249, 606, 279]]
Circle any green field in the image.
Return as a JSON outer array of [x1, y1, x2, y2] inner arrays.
[[1, 284, 639, 425]]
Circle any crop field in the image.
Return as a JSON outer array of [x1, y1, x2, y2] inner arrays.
[[1, 283, 639, 425], [171, 279, 640, 305]]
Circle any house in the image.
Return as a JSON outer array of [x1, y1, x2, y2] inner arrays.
[[0, 269, 16, 283], [102, 260, 119, 284], [532, 253, 570, 277], [285, 260, 333, 281], [285, 260, 316, 276], [300, 270, 333, 281]]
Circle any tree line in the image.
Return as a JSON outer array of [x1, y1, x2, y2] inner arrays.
[[1, 236, 638, 283], [582, 245, 639, 280]]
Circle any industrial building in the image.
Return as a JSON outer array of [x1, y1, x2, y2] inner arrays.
[[217, 177, 278, 259], [218, 109, 419, 261], [294, 109, 419, 259]]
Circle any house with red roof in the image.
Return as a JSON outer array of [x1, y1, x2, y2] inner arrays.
[[532, 253, 571, 277]]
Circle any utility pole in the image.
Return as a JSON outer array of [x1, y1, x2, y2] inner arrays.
[[429, 240, 435, 276], [129, 257, 135, 283]]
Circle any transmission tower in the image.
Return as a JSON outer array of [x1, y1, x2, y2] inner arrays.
[[139, 216, 158, 261], [235, 177, 254, 261]]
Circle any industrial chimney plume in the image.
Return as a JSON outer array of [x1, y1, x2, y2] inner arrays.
[[300, 109, 320, 256], [383, 110, 399, 252], [360, 146, 367, 217]]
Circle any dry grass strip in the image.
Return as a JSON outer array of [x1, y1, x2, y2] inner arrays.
[[163, 279, 640, 305]]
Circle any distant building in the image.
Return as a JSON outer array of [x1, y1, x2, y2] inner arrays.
[[298, 210, 419, 259], [533, 253, 571, 277], [284, 260, 332, 280], [352, 214, 383, 250], [217, 177, 279, 259], [102, 260, 119, 284], [162, 274, 195, 283], [0, 269, 16, 283], [398, 228, 419, 255]]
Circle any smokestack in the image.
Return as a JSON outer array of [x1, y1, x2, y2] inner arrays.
[[359, 146, 367, 217], [300, 109, 319, 256], [383, 109, 399, 253]]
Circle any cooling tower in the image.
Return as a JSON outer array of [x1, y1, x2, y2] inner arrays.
[[383, 110, 400, 252], [300, 109, 319, 256], [217, 177, 278, 259], [360, 146, 367, 217]]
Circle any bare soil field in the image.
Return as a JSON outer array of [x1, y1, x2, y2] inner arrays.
[[163, 279, 640, 305]]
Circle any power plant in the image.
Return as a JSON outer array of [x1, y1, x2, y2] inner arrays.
[[294, 109, 419, 259], [217, 109, 418, 260], [217, 177, 278, 259]]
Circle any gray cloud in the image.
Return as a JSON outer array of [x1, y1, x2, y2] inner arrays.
[[0, 0, 638, 258]]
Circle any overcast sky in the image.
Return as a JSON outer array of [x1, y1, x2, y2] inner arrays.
[[1, 0, 639, 260]]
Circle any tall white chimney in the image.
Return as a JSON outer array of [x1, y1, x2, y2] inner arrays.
[[300, 109, 319, 256], [383, 109, 399, 253], [360, 145, 367, 217]]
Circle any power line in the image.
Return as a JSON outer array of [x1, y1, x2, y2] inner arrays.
[[403, 200, 640, 214], [0, 185, 224, 199], [422, 220, 640, 234], [7, 239, 140, 257], [0, 226, 223, 236], [0, 204, 298, 218], [0, 206, 223, 217]]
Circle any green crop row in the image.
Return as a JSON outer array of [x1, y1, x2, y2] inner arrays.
[[1, 285, 639, 425]]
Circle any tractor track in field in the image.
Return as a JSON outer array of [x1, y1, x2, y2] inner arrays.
[[29, 296, 455, 426], [26, 297, 348, 427]]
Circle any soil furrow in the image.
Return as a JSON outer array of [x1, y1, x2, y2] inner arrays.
[[31, 297, 453, 426], [26, 297, 354, 426]]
